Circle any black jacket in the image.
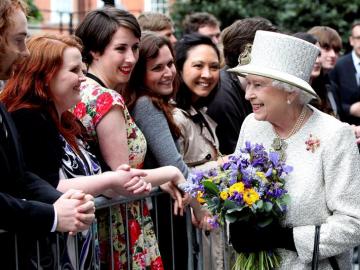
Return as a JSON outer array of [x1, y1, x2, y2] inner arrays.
[[207, 67, 252, 154], [0, 103, 60, 234], [329, 53, 360, 125]]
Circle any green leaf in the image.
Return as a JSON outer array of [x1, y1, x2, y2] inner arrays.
[[223, 199, 237, 210], [255, 199, 264, 210], [264, 201, 273, 212], [203, 180, 219, 195]]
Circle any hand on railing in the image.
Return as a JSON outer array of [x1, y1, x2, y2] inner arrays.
[[190, 206, 213, 231], [54, 189, 95, 235], [160, 181, 187, 216]]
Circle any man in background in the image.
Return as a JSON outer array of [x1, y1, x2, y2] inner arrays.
[[138, 12, 177, 46], [329, 21, 360, 125], [207, 17, 278, 154], [182, 12, 221, 44]]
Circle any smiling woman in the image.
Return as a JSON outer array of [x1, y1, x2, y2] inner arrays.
[[73, 7, 206, 270], [0, 33, 153, 270], [228, 30, 360, 270], [173, 33, 225, 269]]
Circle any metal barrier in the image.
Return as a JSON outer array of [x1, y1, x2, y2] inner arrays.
[[0, 188, 229, 270], [3, 189, 358, 270]]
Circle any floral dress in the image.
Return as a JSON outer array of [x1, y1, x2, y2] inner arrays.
[[73, 77, 163, 270]]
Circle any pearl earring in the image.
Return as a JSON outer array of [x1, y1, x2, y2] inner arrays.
[[287, 99, 291, 105]]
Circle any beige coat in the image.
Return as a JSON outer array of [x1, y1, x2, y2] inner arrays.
[[173, 106, 220, 167], [173, 105, 225, 270]]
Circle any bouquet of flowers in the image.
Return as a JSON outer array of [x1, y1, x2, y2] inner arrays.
[[181, 141, 293, 270]]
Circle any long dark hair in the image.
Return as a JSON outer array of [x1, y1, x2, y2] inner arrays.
[[174, 33, 220, 110], [125, 31, 181, 138]]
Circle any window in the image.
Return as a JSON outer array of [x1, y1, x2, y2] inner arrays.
[[144, 0, 169, 14], [50, 0, 72, 23]]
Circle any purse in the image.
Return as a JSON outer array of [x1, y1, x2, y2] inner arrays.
[[311, 225, 340, 270]]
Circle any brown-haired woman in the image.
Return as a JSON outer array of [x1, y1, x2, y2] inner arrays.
[[73, 7, 208, 270]]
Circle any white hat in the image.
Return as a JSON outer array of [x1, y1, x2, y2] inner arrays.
[[228, 30, 320, 100]]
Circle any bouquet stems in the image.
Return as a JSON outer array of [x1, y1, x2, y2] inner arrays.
[[232, 251, 281, 270]]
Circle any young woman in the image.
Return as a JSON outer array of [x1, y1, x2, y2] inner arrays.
[[0, 34, 150, 269], [124, 32, 221, 269], [73, 7, 207, 269], [174, 33, 225, 270]]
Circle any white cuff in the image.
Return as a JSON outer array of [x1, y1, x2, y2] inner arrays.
[[51, 206, 58, 232]]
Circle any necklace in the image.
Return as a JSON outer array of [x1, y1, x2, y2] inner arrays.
[[271, 106, 308, 160]]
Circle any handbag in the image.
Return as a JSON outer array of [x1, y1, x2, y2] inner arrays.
[[311, 225, 340, 270]]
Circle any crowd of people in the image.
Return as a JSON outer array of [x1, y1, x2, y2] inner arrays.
[[1, 0, 360, 269]]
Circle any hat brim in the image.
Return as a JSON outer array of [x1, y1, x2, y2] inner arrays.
[[228, 64, 320, 101]]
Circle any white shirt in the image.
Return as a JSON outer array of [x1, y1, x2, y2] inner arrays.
[[351, 50, 360, 85]]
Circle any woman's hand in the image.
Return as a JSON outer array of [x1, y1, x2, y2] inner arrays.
[[191, 206, 212, 231], [217, 155, 229, 166], [107, 165, 151, 196], [160, 181, 186, 216]]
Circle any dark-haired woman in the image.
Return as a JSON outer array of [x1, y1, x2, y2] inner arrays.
[[174, 33, 225, 270], [124, 31, 212, 270], [73, 7, 204, 270]]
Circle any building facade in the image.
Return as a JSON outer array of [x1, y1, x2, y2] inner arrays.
[[31, 0, 174, 34]]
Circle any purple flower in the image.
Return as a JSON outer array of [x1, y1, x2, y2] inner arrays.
[[269, 151, 280, 166], [208, 215, 220, 229], [282, 165, 293, 174]]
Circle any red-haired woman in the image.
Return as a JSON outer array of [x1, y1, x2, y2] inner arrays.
[[0, 34, 150, 269]]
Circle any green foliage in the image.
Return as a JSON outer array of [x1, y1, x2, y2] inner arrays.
[[26, 0, 42, 22], [170, 0, 360, 46]]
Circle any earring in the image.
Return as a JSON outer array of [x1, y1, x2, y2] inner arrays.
[[287, 99, 291, 105]]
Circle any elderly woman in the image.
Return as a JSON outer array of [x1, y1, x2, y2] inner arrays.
[[229, 30, 360, 269]]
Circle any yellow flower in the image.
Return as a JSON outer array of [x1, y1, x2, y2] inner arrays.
[[197, 191, 206, 204], [243, 188, 260, 206], [256, 171, 266, 180], [220, 191, 229, 200], [229, 182, 245, 196], [256, 171, 269, 183]]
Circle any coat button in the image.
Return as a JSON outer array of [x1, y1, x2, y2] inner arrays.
[[206, 154, 212, 160]]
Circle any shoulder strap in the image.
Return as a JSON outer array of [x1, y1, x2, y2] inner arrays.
[[311, 225, 340, 270], [86, 72, 107, 88], [311, 225, 321, 270], [193, 108, 215, 141]]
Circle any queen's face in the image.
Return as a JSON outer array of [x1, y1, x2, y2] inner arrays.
[[144, 45, 176, 96], [245, 75, 289, 123], [50, 47, 86, 116], [91, 26, 139, 89], [181, 44, 220, 103]]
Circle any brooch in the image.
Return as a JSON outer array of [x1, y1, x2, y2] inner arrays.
[[305, 134, 320, 152]]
